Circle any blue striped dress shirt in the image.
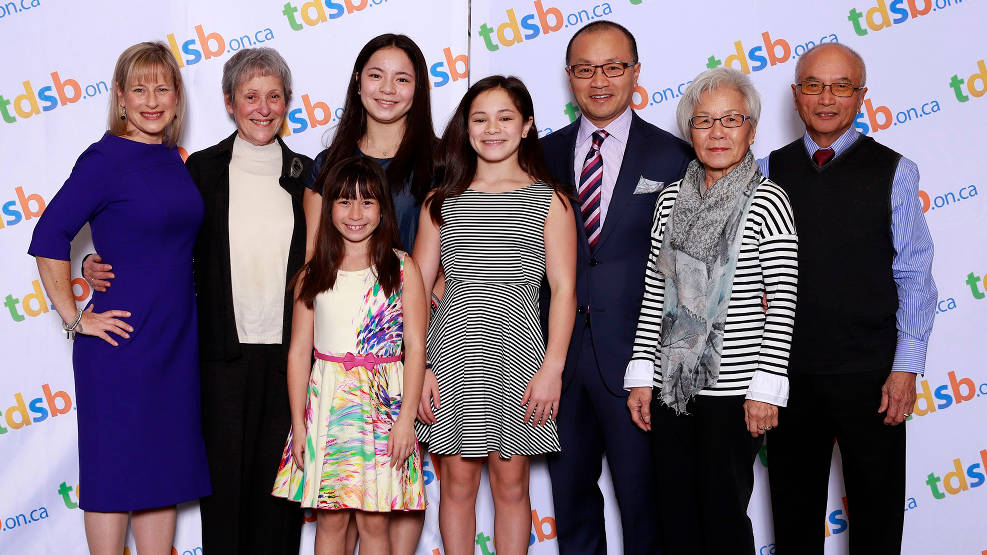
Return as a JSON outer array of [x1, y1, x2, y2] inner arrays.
[[757, 128, 937, 375]]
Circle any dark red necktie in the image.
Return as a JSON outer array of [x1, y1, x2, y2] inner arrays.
[[813, 148, 835, 167]]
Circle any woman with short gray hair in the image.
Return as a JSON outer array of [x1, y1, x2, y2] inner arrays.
[[221, 47, 293, 105], [623, 67, 799, 554], [83, 46, 310, 555]]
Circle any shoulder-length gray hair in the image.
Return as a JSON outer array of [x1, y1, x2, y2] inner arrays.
[[221, 47, 293, 104], [676, 67, 761, 142]]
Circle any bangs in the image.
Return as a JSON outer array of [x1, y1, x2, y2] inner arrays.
[[320, 156, 391, 204], [336, 175, 384, 201], [242, 65, 278, 83], [331, 161, 388, 201], [126, 58, 175, 88]]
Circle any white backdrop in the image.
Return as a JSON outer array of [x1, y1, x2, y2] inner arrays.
[[1, 1, 985, 554]]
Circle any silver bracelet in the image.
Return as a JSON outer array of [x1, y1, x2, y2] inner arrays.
[[63, 308, 83, 340]]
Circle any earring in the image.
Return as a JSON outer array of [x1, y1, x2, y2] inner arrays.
[[119, 106, 126, 120]]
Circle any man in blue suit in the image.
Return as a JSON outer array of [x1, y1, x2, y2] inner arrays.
[[540, 21, 693, 554]]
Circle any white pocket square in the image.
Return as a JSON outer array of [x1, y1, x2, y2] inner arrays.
[[633, 176, 664, 194]]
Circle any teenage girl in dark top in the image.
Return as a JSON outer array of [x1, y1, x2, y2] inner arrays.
[[301, 33, 437, 555], [303, 33, 437, 255]]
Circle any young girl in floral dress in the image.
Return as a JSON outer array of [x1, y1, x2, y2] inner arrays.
[[273, 157, 428, 554]]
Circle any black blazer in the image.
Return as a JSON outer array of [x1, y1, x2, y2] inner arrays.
[[188, 132, 312, 362], [541, 112, 693, 395]]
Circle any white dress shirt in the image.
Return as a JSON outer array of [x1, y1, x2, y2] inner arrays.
[[572, 106, 633, 226]]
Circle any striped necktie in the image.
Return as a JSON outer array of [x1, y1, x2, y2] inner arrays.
[[577, 129, 608, 248]]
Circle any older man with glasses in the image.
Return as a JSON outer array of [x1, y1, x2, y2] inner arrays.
[[758, 42, 937, 555]]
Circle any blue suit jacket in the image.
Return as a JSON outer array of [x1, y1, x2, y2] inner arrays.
[[541, 112, 693, 395]]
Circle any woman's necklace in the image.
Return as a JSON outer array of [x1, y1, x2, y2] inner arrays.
[[360, 137, 398, 159]]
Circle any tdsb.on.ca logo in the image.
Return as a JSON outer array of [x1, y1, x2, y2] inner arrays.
[[0, 384, 74, 435], [948, 59, 987, 103], [918, 184, 979, 213], [847, 0, 963, 37], [475, 0, 565, 52], [965, 271, 987, 301], [164, 23, 275, 68], [0, 71, 109, 125], [852, 93, 942, 136], [0, 0, 41, 20], [281, 0, 391, 30], [910, 370, 986, 419], [5, 278, 92, 324], [0, 186, 45, 230], [703, 28, 839, 75], [924, 447, 987, 501]]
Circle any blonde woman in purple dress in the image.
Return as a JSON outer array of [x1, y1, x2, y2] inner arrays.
[[28, 42, 210, 555]]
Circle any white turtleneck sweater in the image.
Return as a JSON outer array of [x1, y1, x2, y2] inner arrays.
[[228, 134, 292, 344]]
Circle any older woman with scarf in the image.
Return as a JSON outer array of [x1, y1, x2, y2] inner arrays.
[[83, 47, 311, 555], [623, 67, 798, 555]]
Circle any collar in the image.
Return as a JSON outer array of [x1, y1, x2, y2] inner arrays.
[[212, 131, 304, 181], [233, 133, 281, 160], [802, 127, 859, 158], [576, 105, 633, 148]]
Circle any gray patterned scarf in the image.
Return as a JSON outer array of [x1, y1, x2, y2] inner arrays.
[[656, 151, 760, 414]]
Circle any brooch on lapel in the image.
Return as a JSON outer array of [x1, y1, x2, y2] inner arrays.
[[290, 157, 304, 179], [633, 176, 664, 194]]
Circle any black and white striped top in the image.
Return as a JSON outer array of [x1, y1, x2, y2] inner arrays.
[[624, 177, 798, 403]]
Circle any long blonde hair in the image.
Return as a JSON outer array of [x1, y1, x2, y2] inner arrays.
[[107, 42, 187, 147]]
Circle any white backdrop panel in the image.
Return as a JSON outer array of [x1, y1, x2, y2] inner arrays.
[[1, 0, 985, 553], [468, 1, 986, 554]]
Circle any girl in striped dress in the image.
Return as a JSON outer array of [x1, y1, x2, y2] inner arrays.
[[413, 76, 577, 554], [272, 157, 428, 554]]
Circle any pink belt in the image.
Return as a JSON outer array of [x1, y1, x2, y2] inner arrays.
[[314, 350, 401, 371]]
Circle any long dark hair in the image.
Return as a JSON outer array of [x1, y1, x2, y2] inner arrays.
[[426, 75, 561, 225], [295, 157, 401, 306], [316, 34, 435, 204]]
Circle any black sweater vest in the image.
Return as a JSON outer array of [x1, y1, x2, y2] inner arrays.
[[769, 135, 901, 374]]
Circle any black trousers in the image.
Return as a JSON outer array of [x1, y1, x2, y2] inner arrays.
[[768, 370, 905, 555], [547, 335, 659, 555], [199, 344, 302, 555], [652, 395, 763, 555]]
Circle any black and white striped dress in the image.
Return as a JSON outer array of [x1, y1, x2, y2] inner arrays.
[[415, 182, 561, 458]]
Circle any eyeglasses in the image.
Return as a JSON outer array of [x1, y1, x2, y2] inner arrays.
[[566, 61, 637, 79], [688, 113, 751, 129], [796, 80, 864, 97]]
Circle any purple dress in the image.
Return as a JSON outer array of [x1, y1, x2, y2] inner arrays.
[[28, 133, 211, 511]]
